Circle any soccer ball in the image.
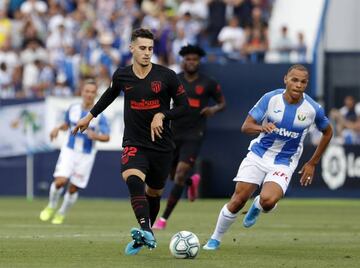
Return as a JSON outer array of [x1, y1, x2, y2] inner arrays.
[[169, 231, 200, 259]]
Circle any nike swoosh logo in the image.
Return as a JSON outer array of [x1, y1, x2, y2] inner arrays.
[[125, 86, 133, 91], [274, 110, 282, 113]]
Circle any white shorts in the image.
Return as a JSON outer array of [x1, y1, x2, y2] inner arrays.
[[53, 147, 96, 189], [233, 152, 294, 194]]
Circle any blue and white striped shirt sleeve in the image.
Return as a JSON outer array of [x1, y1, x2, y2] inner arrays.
[[249, 93, 271, 123], [314, 105, 329, 131]]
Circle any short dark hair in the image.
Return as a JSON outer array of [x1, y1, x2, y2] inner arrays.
[[287, 64, 308, 75], [131, 28, 154, 42], [179, 44, 206, 57]]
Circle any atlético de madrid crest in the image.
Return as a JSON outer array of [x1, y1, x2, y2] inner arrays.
[[195, 85, 204, 95], [151, 81, 162, 93]]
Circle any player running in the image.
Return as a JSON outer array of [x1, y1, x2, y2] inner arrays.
[[203, 64, 333, 250], [39, 80, 110, 224], [72, 28, 189, 255], [153, 44, 226, 230]]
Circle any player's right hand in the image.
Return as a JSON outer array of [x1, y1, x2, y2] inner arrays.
[[72, 119, 89, 135], [72, 113, 94, 136]]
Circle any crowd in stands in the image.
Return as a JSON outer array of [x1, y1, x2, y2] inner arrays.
[[0, 0, 274, 99], [330, 95, 360, 145], [271, 25, 307, 63]]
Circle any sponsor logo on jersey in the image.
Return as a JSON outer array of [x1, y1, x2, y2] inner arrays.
[[130, 99, 160, 110], [195, 85, 204, 95], [188, 98, 200, 108], [125, 85, 133, 91], [272, 171, 289, 182], [151, 81, 162, 93], [273, 128, 300, 138]]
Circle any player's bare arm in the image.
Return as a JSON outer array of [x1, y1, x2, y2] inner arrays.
[[50, 123, 69, 141], [86, 129, 110, 142], [151, 112, 165, 142], [241, 115, 276, 134], [200, 100, 226, 117], [299, 124, 333, 186], [72, 113, 94, 135]]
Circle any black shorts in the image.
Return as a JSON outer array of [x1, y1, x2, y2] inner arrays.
[[173, 139, 202, 167], [121, 146, 173, 190]]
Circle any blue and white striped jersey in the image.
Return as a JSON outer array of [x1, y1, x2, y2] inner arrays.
[[248, 89, 329, 168], [65, 103, 110, 154]]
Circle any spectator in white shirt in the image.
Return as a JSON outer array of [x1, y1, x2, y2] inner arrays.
[[218, 16, 245, 60]]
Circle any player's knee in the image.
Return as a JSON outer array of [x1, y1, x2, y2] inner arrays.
[[259, 195, 277, 212], [68, 184, 78, 194], [54, 177, 67, 188], [145, 186, 163, 197]]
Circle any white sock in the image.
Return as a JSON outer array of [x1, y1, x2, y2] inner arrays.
[[211, 204, 239, 242], [254, 195, 277, 213], [48, 182, 64, 209], [253, 195, 263, 211], [58, 191, 78, 215]]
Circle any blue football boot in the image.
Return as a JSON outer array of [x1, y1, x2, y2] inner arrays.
[[203, 238, 220, 250], [124, 240, 144, 255], [243, 197, 261, 228], [125, 228, 146, 255]]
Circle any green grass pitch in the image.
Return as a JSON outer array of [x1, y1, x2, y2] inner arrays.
[[0, 198, 359, 268]]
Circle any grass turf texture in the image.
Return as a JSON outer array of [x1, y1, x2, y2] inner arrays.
[[0, 198, 359, 268]]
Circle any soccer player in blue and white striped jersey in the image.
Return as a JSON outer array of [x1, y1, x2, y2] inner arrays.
[[40, 80, 110, 224], [203, 64, 333, 250]]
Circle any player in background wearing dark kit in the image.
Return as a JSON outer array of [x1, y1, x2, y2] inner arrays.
[[72, 28, 189, 255], [153, 45, 226, 230]]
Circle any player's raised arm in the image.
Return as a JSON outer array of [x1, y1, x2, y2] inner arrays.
[[90, 70, 122, 118], [73, 71, 122, 136]]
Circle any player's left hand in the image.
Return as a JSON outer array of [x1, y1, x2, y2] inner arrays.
[[298, 162, 315, 186], [200, 107, 216, 117], [151, 113, 165, 142]]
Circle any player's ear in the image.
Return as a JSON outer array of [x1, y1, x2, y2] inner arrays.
[[129, 43, 134, 53], [283, 74, 287, 85]]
